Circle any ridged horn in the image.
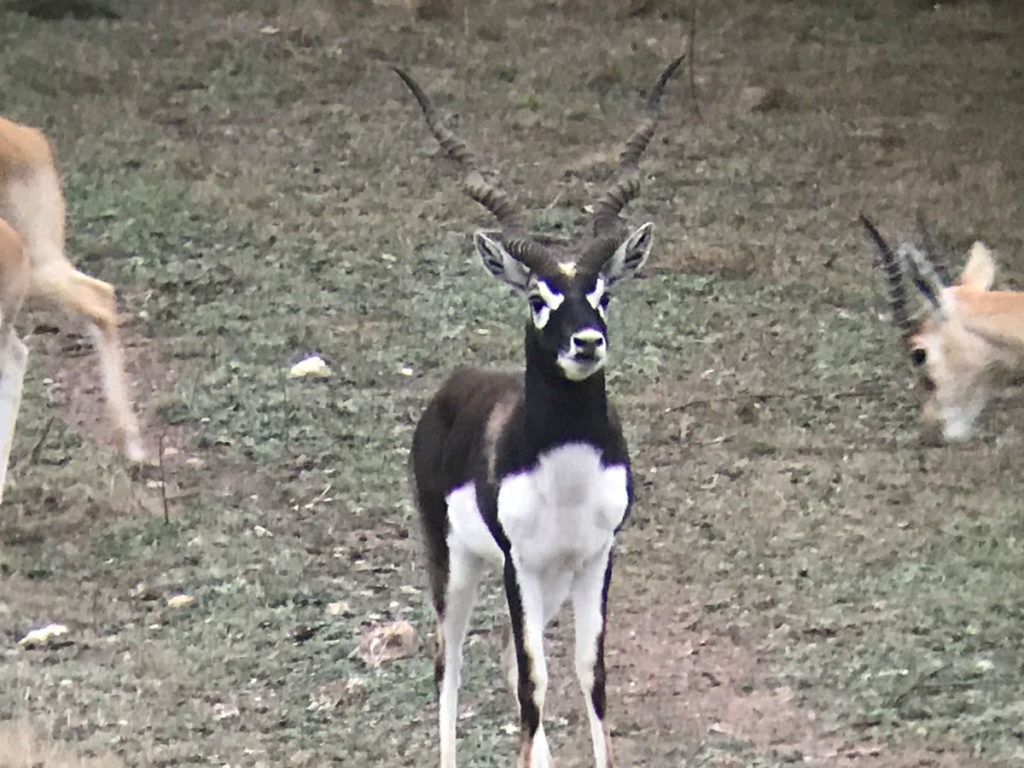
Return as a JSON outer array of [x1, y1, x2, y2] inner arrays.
[[503, 236, 557, 275], [578, 234, 626, 277], [394, 67, 520, 228], [914, 210, 951, 285], [592, 56, 684, 236], [899, 242, 945, 312], [860, 214, 913, 333]]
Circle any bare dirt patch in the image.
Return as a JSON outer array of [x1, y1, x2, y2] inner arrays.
[[608, 583, 1006, 768]]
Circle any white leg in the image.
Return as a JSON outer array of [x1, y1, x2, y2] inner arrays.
[[572, 544, 615, 768], [504, 555, 553, 768], [437, 543, 484, 768], [0, 333, 28, 505], [501, 570, 570, 703]]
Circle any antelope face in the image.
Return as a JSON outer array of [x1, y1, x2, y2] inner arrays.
[[863, 213, 1016, 442], [395, 57, 678, 386], [475, 224, 653, 382], [528, 272, 609, 382], [908, 314, 991, 441]]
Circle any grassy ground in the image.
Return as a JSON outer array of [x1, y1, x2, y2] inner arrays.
[[1, 0, 1023, 765]]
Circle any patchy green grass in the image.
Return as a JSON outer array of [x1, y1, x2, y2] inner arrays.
[[0, 0, 1023, 766]]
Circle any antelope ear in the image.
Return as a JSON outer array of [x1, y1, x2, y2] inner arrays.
[[601, 222, 654, 286], [957, 241, 996, 290], [474, 230, 531, 292]]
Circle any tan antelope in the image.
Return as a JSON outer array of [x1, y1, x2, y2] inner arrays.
[[861, 214, 1024, 441], [0, 217, 30, 502], [397, 57, 682, 768], [0, 116, 145, 500]]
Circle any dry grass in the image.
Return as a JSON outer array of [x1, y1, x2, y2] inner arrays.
[[0, 721, 124, 768]]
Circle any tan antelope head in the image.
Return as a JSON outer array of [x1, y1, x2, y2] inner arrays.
[[862, 214, 1024, 441]]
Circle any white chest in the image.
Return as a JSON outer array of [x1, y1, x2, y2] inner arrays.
[[496, 443, 629, 573], [444, 443, 629, 571]]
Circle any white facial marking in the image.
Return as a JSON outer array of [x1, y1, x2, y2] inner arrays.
[[558, 261, 577, 277], [536, 280, 564, 310], [558, 354, 606, 382], [572, 328, 605, 345], [942, 410, 975, 441], [557, 356, 604, 381], [941, 396, 986, 441], [586, 277, 608, 320], [529, 280, 565, 330], [530, 301, 552, 330], [557, 327, 607, 381]]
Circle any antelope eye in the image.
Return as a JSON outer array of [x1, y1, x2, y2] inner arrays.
[[910, 348, 927, 367], [528, 296, 547, 314], [598, 293, 611, 310]]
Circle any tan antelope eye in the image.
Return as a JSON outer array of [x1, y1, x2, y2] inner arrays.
[[910, 348, 927, 367]]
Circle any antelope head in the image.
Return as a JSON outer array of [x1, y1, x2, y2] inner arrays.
[[395, 58, 682, 382], [861, 214, 1024, 441]]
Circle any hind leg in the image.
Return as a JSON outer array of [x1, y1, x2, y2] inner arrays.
[[86, 318, 145, 461], [32, 264, 145, 461], [413, 476, 485, 768], [436, 541, 483, 768]]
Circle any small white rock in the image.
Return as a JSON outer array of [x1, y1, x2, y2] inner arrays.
[[167, 594, 195, 609], [325, 601, 351, 616], [19, 623, 69, 647], [289, 355, 332, 379]]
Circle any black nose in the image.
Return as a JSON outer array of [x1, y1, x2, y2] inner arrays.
[[572, 333, 605, 359]]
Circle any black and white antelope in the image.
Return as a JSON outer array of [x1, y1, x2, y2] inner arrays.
[[398, 58, 682, 768]]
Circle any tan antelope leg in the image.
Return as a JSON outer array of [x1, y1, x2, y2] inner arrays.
[[87, 318, 145, 462], [33, 265, 146, 462], [1, 119, 147, 463], [0, 331, 28, 503]]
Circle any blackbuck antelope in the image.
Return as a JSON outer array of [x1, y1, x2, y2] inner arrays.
[[0, 116, 145, 499], [862, 214, 1024, 441], [399, 57, 682, 768]]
